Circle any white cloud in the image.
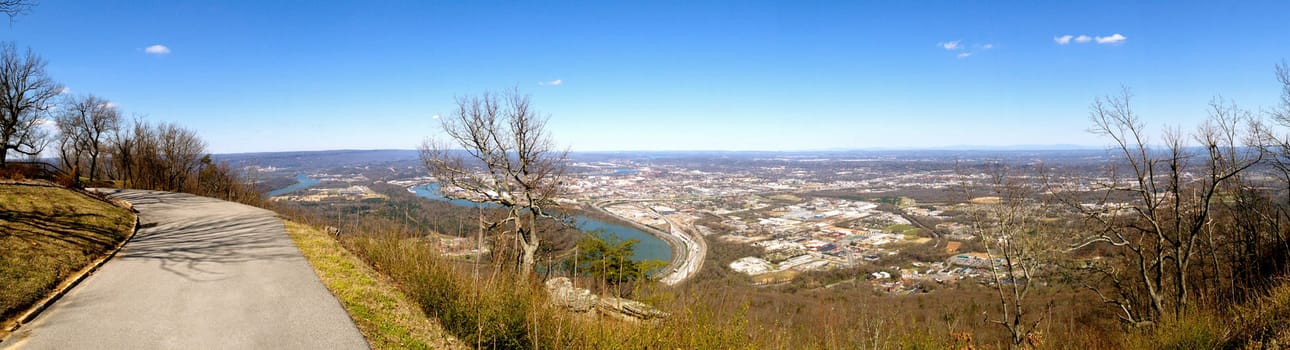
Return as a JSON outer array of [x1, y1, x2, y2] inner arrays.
[[942, 41, 991, 59], [35, 118, 60, 136], [1057, 34, 1119, 45], [59, 87, 71, 95], [539, 79, 563, 86], [144, 44, 171, 55], [432, 114, 441, 119], [1095, 33, 1126, 44]]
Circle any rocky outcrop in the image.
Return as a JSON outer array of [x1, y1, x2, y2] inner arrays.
[[545, 277, 599, 312], [544, 277, 669, 321], [594, 296, 670, 321]]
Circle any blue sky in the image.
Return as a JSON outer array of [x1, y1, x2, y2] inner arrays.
[[4, 1, 1289, 153]]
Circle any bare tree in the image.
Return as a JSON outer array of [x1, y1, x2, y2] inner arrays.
[[55, 94, 119, 181], [156, 122, 206, 191], [420, 89, 568, 279], [1242, 61, 1290, 302], [1066, 88, 1258, 324], [1275, 61, 1290, 125], [1, 0, 33, 19], [105, 118, 207, 192], [0, 42, 62, 167], [54, 112, 83, 179], [959, 162, 1054, 347], [105, 115, 141, 182]]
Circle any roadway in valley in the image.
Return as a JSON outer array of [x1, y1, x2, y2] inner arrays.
[[589, 200, 706, 285], [653, 207, 706, 285]]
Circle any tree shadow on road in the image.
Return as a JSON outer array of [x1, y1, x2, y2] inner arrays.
[[110, 190, 302, 282]]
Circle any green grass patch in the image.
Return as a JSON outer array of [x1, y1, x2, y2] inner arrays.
[[0, 184, 133, 322], [283, 220, 464, 350], [885, 224, 919, 235]]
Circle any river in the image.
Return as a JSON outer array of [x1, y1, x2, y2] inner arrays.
[[266, 174, 321, 197], [408, 183, 672, 263]]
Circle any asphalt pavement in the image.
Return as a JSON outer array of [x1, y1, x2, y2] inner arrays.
[[2, 189, 368, 349]]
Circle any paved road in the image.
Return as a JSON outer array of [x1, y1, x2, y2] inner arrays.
[[2, 190, 367, 350], [590, 200, 705, 285], [655, 211, 705, 286]]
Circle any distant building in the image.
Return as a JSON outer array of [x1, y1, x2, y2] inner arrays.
[[338, 186, 366, 196], [729, 256, 773, 275], [947, 252, 999, 269], [652, 206, 678, 215], [803, 240, 831, 251]]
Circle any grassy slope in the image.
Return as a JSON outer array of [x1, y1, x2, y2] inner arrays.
[[0, 183, 133, 321], [1121, 278, 1290, 349], [282, 220, 464, 350], [1225, 280, 1290, 348], [345, 232, 763, 349]]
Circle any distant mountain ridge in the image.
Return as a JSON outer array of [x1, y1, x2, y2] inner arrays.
[[832, 144, 1102, 151], [215, 149, 420, 170]]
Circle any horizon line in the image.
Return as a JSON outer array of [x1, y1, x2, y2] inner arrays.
[[212, 144, 1112, 156]]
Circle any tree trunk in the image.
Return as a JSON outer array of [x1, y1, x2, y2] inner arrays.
[[88, 151, 98, 182], [520, 237, 539, 280], [0, 141, 9, 167]]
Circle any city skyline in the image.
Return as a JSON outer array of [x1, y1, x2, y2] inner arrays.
[[4, 1, 1289, 153]]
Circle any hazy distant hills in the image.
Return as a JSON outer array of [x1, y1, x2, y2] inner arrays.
[[213, 147, 1122, 174], [215, 149, 420, 171], [831, 144, 1103, 151]]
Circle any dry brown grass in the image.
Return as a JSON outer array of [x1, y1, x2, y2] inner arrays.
[[344, 230, 776, 349], [0, 183, 133, 322], [945, 241, 962, 253], [283, 220, 465, 350]]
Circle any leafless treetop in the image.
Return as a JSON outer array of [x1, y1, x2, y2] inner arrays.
[[420, 88, 569, 276], [1, 0, 34, 19], [421, 89, 567, 214], [0, 42, 63, 165]]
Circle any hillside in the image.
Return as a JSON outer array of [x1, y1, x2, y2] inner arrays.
[[8, 180, 1290, 348], [283, 220, 464, 349], [0, 183, 134, 326]]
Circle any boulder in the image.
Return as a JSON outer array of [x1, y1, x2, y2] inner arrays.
[[543, 277, 668, 321], [595, 297, 669, 321], [545, 277, 598, 313]]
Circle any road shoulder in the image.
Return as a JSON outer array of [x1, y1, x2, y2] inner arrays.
[[283, 220, 465, 350]]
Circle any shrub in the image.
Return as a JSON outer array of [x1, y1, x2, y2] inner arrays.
[[1125, 313, 1224, 350]]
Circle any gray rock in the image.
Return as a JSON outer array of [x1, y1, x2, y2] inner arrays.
[[543, 277, 669, 321], [595, 297, 670, 321], [544, 277, 598, 313]]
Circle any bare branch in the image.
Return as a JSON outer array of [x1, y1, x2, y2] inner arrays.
[[420, 88, 569, 278], [0, 42, 63, 166]]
